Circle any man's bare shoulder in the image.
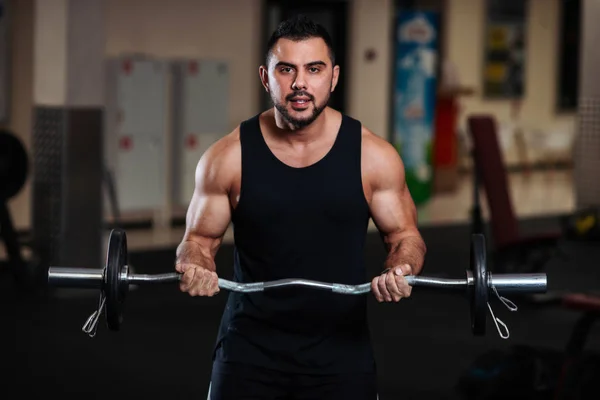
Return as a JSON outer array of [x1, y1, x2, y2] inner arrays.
[[360, 126, 404, 175], [196, 127, 241, 188], [203, 127, 241, 162]]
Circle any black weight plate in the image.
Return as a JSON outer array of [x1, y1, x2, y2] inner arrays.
[[470, 233, 488, 336], [105, 229, 128, 331], [0, 130, 29, 200]]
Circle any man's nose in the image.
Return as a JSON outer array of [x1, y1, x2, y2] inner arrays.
[[292, 71, 307, 90]]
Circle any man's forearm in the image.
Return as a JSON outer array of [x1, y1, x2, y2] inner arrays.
[[383, 234, 427, 275]]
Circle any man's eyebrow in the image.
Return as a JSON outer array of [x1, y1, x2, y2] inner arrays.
[[274, 60, 327, 68], [306, 61, 327, 67], [275, 61, 296, 68]]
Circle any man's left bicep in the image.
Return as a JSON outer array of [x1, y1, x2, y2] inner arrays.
[[369, 181, 419, 246], [363, 132, 421, 245]]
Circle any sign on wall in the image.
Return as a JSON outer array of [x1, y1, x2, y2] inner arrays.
[[483, 0, 527, 98], [392, 10, 440, 205]]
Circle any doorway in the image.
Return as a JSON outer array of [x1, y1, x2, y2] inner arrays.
[[261, 0, 349, 114]]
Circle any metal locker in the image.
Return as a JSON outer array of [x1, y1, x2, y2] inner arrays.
[[105, 56, 169, 213], [172, 59, 230, 207]]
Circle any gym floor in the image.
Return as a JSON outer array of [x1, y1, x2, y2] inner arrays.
[[3, 169, 599, 399]]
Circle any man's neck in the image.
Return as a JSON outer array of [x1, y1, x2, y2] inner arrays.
[[271, 108, 330, 145]]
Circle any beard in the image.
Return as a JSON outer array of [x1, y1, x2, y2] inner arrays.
[[272, 86, 331, 129]]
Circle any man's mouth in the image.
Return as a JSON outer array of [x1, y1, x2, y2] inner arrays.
[[289, 97, 311, 107]]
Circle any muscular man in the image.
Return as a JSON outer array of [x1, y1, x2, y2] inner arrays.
[[175, 15, 426, 400]]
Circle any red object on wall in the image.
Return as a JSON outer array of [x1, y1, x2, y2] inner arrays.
[[433, 96, 458, 167], [188, 61, 199, 76], [122, 60, 133, 75], [185, 134, 198, 150], [119, 136, 133, 151]]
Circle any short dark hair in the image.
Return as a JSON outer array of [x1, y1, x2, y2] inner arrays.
[[265, 14, 336, 66]]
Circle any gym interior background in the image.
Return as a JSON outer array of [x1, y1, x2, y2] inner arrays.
[[1, 0, 599, 399]]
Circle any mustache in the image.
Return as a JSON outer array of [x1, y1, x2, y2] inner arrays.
[[286, 91, 314, 101]]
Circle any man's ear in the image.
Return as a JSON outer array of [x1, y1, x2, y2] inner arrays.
[[259, 65, 269, 92], [331, 65, 340, 92]]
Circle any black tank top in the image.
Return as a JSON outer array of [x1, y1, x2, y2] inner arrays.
[[213, 113, 376, 374]]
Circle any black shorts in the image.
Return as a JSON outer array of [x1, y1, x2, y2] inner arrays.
[[208, 361, 378, 400]]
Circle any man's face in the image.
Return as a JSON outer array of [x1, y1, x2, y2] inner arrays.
[[260, 37, 339, 129]]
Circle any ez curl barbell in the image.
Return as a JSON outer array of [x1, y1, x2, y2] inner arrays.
[[47, 229, 547, 339]]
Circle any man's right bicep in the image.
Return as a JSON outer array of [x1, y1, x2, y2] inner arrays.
[[184, 153, 232, 246], [186, 189, 231, 238]]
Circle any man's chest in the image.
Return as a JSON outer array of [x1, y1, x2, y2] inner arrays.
[[229, 169, 371, 226]]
